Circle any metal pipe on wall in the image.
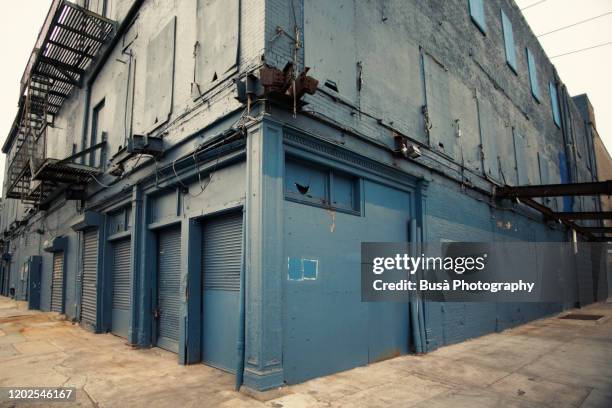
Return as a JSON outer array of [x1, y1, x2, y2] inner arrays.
[[235, 207, 247, 390]]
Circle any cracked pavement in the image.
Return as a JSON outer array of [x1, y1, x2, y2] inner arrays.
[[1, 296, 611, 407]]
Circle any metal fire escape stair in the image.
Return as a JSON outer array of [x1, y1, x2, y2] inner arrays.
[[4, 0, 116, 205]]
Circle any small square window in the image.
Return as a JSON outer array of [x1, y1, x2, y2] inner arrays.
[[332, 172, 359, 212], [285, 160, 328, 206]]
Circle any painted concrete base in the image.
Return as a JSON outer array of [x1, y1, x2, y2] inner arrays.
[[1, 296, 611, 407]]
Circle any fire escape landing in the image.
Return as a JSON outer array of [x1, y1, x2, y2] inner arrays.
[[4, 0, 115, 205]]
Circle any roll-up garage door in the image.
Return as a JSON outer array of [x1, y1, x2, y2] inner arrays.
[[201, 212, 243, 372], [81, 229, 99, 329], [112, 238, 131, 338], [51, 252, 64, 313], [156, 226, 181, 353]]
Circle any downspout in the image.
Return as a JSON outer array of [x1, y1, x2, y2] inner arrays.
[[409, 218, 424, 353], [80, 0, 145, 164], [235, 208, 247, 390], [416, 226, 426, 351]]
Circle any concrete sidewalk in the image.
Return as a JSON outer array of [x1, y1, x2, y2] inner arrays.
[[1, 296, 611, 407]]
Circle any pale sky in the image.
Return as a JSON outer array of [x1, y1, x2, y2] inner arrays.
[[0, 1, 611, 195]]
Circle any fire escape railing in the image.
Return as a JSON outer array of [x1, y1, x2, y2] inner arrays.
[[4, 0, 116, 205]]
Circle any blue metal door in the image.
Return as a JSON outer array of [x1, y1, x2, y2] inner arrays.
[[111, 238, 131, 338], [27, 256, 42, 310], [51, 252, 65, 313], [201, 212, 243, 372], [81, 229, 99, 330], [156, 226, 181, 353], [283, 179, 411, 384]]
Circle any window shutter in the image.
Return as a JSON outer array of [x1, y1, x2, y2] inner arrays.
[[549, 82, 562, 128], [526, 48, 541, 101], [469, 0, 486, 33], [501, 10, 517, 71]]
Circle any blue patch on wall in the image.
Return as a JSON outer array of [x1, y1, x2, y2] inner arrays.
[[287, 257, 319, 281]]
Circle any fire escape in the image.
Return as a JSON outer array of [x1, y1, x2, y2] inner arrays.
[[4, 0, 115, 206]]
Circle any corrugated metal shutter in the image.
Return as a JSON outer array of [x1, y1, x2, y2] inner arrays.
[[51, 252, 64, 313], [112, 239, 131, 310], [201, 212, 243, 371], [202, 213, 242, 291], [157, 227, 181, 352], [81, 229, 99, 327]]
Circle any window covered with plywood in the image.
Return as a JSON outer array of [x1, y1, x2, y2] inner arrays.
[[304, 0, 357, 101], [144, 17, 176, 131], [194, 0, 239, 95]]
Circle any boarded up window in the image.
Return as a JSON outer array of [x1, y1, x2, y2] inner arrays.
[[195, 0, 239, 90], [304, 0, 356, 101], [449, 73, 481, 171], [477, 97, 502, 181], [424, 54, 454, 159], [526, 48, 541, 102], [144, 17, 176, 131], [111, 60, 134, 151], [469, 0, 486, 33], [521, 128, 541, 186], [498, 124, 518, 186], [501, 10, 517, 72], [513, 129, 529, 185], [356, 12, 425, 143], [538, 152, 557, 209], [359, 35, 427, 142], [549, 82, 561, 128]]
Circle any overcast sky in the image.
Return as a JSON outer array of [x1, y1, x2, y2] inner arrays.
[[0, 0, 611, 195]]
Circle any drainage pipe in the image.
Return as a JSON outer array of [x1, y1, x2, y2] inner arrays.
[[235, 208, 247, 390]]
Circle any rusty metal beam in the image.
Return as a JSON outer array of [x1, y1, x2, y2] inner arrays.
[[554, 211, 612, 220], [518, 197, 595, 239], [496, 181, 612, 198]]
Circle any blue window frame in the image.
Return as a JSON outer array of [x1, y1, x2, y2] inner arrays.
[[549, 82, 561, 128], [284, 157, 361, 214], [469, 0, 487, 34], [526, 48, 541, 101], [501, 10, 517, 72]]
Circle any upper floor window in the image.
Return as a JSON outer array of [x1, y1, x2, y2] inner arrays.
[[85, 0, 109, 18], [501, 10, 517, 72], [549, 82, 562, 128], [526, 48, 541, 102], [469, 0, 487, 34]]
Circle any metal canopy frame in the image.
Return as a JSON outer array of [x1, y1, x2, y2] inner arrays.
[[495, 181, 612, 241]]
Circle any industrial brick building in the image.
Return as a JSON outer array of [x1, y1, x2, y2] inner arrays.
[[0, 0, 609, 391]]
